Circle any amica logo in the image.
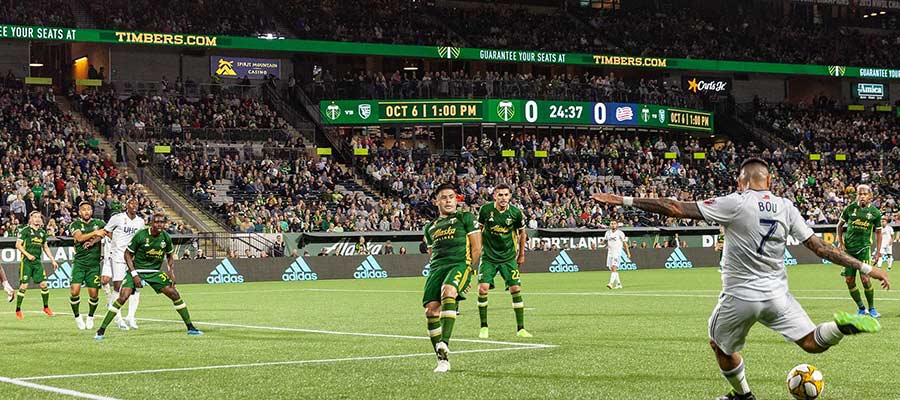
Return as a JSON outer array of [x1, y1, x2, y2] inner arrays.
[[355, 256, 388, 279], [47, 262, 73, 289], [549, 250, 580, 273], [282, 257, 318, 281], [207, 259, 244, 284], [665, 248, 693, 269]]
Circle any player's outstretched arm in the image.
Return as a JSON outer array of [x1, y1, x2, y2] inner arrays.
[[590, 193, 704, 220], [468, 231, 482, 271], [803, 235, 890, 289]]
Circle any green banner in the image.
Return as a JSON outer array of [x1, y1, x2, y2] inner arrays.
[[320, 99, 713, 132], [3, 23, 900, 79]]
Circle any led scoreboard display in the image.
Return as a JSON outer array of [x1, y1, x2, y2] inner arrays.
[[321, 99, 713, 132]]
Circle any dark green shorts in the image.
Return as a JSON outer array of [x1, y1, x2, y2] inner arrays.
[[422, 264, 473, 307], [71, 265, 101, 288], [841, 249, 870, 277], [478, 259, 521, 288], [19, 260, 45, 284], [123, 271, 173, 294]]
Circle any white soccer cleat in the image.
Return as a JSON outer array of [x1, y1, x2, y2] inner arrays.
[[615, 285, 623, 289], [115, 316, 130, 331], [606, 283, 613, 289], [433, 359, 451, 373], [86, 316, 94, 329], [126, 317, 139, 330], [75, 315, 86, 330], [5, 289, 14, 303]]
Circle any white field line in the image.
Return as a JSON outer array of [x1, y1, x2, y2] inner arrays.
[[0, 376, 121, 399]]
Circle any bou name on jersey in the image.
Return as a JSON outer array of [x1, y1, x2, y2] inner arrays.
[[840, 202, 881, 256], [697, 191, 813, 301], [127, 228, 175, 273], [478, 202, 524, 263], [424, 211, 480, 272]]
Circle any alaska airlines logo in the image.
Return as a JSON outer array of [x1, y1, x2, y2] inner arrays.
[[665, 248, 693, 269], [432, 227, 457, 241], [489, 225, 510, 235]]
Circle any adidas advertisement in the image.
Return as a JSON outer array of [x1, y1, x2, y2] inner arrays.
[[783, 248, 798, 266], [548, 250, 580, 273], [665, 248, 693, 269], [354, 255, 389, 279], [618, 254, 638, 271], [282, 257, 319, 281], [422, 263, 430, 277], [207, 258, 244, 284], [210, 56, 281, 79], [46, 262, 73, 289]]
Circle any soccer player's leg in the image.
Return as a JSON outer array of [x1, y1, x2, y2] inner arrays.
[[111, 261, 134, 329], [69, 276, 85, 329], [15, 261, 30, 319], [785, 292, 880, 354], [0, 267, 14, 303], [423, 268, 449, 372], [842, 268, 867, 314], [439, 265, 472, 346], [499, 261, 530, 337], [157, 276, 201, 335], [85, 270, 102, 329], [854, 253, 878, 317], [476, 261, 499, 338], [34, 265, 52, 317], [606, 256, 620, 289], [95, 285, 133, 340], [709, 294, 758, 400]]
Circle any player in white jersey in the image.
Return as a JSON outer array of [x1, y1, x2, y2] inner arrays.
[[601, 220, 630, 289], [876, 216, 894, 271], [592, 158, 889, 400], [101, 198, 145, 330]]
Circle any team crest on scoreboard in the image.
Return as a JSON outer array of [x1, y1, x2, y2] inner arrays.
[[358, 104, 371, 119]]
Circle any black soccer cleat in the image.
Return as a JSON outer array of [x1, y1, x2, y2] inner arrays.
[[715, 390, 756, 400]]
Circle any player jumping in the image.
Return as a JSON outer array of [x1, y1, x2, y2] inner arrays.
[[423, 183, 482, 373], [14, 212, 59, 319], [101, 198, 145, 330], [836, 185, 882, 318], [476, 184, 531, 339], [95, 212, 202, 340], [602, 220, 630, 289], [70, 202, 108, 330], [591, 158, 889, 400], [876, 216, 893, 271]]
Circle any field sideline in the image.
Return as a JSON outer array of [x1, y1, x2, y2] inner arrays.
[[2, 263, 898, 399]]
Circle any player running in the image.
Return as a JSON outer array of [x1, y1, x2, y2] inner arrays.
[[476, 184, 531, 339], [101, 198, 145, 329], [876, 216, 893, 272], [591, 158, 889, 400], [14, 212, 59, 319], [69, 202, 108, 330], [423, 183, 482, 373], [836, 185, 882, 318], [94, 212, 202, 340], [602, 220, 630, 289]]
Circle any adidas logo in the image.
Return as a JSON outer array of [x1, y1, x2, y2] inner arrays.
[[548, 250, 580, 273], [354, 255, 388, 279], [822, 258, 832, 264], [783, 248, 797, 266], [282, 257, 318, 281], [207, 259, 244, 284], [422, 263, 430, 277], [665, 248, 693, 269], [46, 262, 73, 289], [619, 254, 638, 271]]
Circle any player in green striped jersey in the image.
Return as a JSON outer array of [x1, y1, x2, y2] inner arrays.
[[476, 184, 530, 339], [836, 185, 883, 318], [69, 202, 108, 330], [14, 212, 59, 319]]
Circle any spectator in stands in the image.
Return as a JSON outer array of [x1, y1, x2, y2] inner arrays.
[[383, 240, 394, 255], [272, 235, 285, 257], [195, 248, 207, 259]]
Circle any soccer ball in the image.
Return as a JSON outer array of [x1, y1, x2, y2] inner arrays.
[[786, 364, 824, 400]]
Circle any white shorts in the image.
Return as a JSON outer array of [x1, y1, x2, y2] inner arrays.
[[880, 247, 892, 256], [101, 259, 128, 282], [708, 292, 815, 355], [606, 255, 620, 270]]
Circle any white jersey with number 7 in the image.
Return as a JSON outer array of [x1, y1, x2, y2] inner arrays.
[[697, 190, 814, 302]]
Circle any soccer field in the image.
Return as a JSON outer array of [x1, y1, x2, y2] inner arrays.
[[2, 264, 898, 400]]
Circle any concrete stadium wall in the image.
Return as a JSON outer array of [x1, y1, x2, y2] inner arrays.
[[5, 244, 897, 288]]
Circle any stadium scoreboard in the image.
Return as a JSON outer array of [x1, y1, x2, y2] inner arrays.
[[321, 99, 713, 132]]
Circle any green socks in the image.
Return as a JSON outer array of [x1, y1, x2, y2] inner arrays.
[[15, 289, 25, 311], [173, 298, 193, 327], [41, 288, 49, 308], [862, 281, 875, 309], [848, 284, 865, 309], [426, 316, 442, 348], [440, 297, 457, 344], [478, 294, 489, 327], [511, 290, 525, 331], [70, 295, 80, 317], [100, 300, 123, 329], [88, 297, 99, 317]]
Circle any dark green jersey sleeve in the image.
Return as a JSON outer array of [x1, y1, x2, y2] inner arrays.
[[423, 221, 434, 248], [462, 212, 480, 234], [513, 206, 525, 230]]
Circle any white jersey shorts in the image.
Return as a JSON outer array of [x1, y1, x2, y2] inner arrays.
[[101, 257, 128, 282], [708, 292, 815, 355], [881, 246, 893, 256], [606, 254, 621, 270]]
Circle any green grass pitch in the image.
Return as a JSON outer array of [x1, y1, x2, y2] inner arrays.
[[2, 263, 898, 399]]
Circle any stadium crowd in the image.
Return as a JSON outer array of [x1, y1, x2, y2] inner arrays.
[[0, 0, 74, 27], [85, 0, 278, 37]]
